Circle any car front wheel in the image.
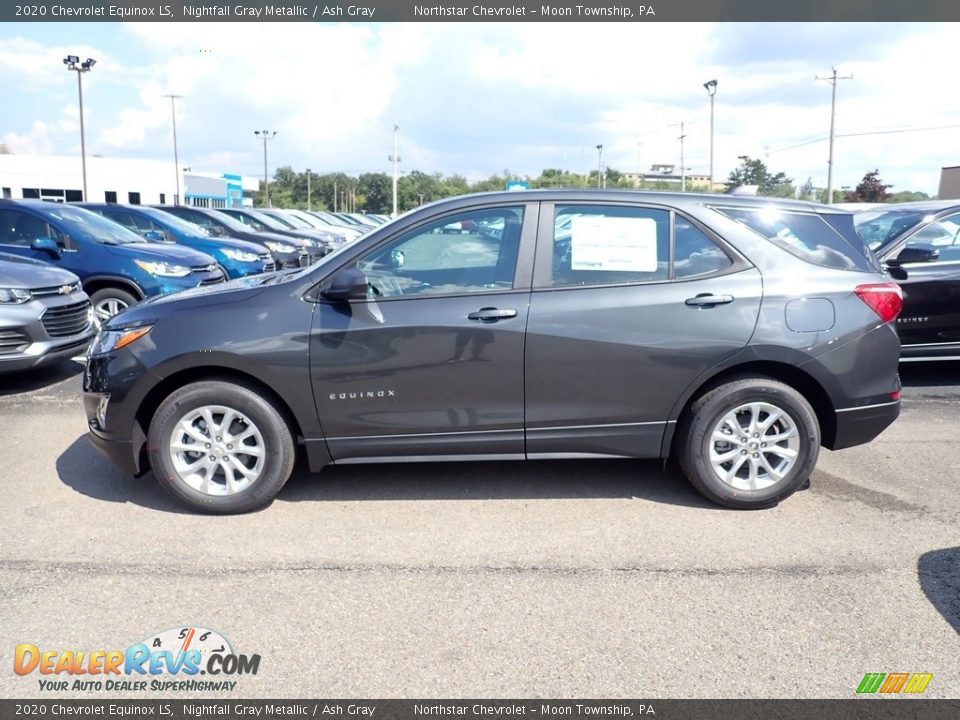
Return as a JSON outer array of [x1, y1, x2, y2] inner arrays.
[[148, 380, 295, 514], [676, 377, 820, 509]]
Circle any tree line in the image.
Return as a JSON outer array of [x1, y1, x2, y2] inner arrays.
[[252, 159, 929, 213]]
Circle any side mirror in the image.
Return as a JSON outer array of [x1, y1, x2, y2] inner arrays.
[[886, 245, 939, 267], [31, 237, 61, 258], [143, 230, 167, 243], [208, 226, 226, 237], [390, 249, 405, 269], [322, 268, 368, 302]]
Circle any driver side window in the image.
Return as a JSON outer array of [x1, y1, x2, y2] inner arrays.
[[906, 214, 960, 262], [356, 207, 524, 299]]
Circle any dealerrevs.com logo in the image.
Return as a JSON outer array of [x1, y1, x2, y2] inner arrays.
[[14, 626, 260, 693]]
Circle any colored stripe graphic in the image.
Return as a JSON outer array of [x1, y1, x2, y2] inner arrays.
[[903, 673, 933, 694], [857, 673, 886, 694], [879, 673, 910, 693]]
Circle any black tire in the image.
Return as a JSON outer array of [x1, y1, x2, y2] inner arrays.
[[148, 380, 295, 514], [89, 287, 138, 321], [676, 377, 820, 509]]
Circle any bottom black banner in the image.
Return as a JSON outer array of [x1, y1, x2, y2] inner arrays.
[[3, 700, 960, 720]]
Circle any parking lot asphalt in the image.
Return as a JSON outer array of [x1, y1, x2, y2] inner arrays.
[[0, 360, 957, 699]]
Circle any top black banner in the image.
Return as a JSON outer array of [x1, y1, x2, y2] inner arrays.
[[3, 0, 960, 22]]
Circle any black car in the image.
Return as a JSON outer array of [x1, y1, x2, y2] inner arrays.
[[219, 207, 335, 261], [854, 201, 960, 360], [152, 206, 309, 270], [84, 191, 902, 514]]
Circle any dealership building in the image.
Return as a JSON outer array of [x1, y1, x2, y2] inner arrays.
[[0, 153, 258, 207]]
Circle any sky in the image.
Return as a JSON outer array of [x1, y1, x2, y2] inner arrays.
[[1, 21, 958, 195]]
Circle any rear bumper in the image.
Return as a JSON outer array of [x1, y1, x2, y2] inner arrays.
[[830, 400, 900, 450]]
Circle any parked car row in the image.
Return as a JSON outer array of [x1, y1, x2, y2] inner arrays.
[[0, 199, 380, 372]]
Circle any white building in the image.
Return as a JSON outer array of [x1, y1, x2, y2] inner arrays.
[[0, 153, 258, 207]]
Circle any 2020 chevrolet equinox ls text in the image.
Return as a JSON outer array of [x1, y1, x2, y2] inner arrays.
[[83, 191, 903, 514]]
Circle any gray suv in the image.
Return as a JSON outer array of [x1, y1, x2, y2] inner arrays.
[[1, 252, 96, 372], [83, 191, 903, 513]]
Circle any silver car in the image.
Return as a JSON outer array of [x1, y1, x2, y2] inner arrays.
[[0, 252, 97, 373]]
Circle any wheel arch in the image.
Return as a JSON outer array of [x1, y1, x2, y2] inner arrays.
[[133, 366, 313, 475], [662, 360, 837, 457], [82, 276, 146, 301]]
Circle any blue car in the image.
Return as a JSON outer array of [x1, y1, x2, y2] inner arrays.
[[0, 200, 223, 320], [80, 204, 275, 280]]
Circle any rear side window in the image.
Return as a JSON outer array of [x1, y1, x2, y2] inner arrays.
[[713, 206, 877, 272]]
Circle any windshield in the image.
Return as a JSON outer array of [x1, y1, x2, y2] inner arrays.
[[854, 210, 929, 251], [44, 205, 145, 245], [241, 210, 289, 232], [139, 207, 213, 237], [268, 212, 311, 229], [198, 209, 250, 234]]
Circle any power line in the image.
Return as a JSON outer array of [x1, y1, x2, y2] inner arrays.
[[765, 122, 960, 155]]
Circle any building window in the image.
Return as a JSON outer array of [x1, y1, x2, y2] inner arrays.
[[2, 187, 10, 199], [22, 188, 40, 199], [65, 190, 83, 202], [128, 192, 141, 205], [41, 188, 65, 202], [105, 191, 117, 203], [159, 193, 166, 204]]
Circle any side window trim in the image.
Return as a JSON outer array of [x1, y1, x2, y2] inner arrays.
[[320, 202, 538, 303], [531, 202, 747, 291]]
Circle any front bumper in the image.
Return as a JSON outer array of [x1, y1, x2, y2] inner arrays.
[[85, 411, 146, 476]]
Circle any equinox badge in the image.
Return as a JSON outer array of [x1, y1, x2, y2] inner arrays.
[[329, 390, 397, 400]]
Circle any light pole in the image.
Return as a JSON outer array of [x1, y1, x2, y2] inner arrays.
[[703, 79, 717, 191], [254, 130, 277, 206], [596, 144, 603, 189], [389, 124, 401, 216], [63, 55, 96, 201], [306, 168, 312, 211], [162, 94, 183, 204]]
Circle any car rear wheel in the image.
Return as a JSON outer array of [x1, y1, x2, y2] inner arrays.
[[148, 380, 295, 514], [676, 377, 820, 508], [90, 288, 137, 321]]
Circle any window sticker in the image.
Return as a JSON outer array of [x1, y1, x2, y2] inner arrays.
[[569, 216, 658, 272]]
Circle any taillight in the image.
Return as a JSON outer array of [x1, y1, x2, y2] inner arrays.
[[855, 283, 903, 323]]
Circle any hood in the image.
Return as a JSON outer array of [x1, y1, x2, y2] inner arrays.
[[0, 252, 81, 289], [104, 274, 275, 328], [104, 242, 216, 266], [207, 236, 273, 254]]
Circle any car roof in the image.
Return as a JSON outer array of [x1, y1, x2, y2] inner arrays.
[[854, 200, 959, 212], [409, 189, 852, 215]]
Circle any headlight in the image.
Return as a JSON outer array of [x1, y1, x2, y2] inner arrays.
[[263, 241, 296, 253], [134, 259, 192, 277], [221, 248, 260, 263], [0, 288, 32, 304], [89, 325, 153, 356]]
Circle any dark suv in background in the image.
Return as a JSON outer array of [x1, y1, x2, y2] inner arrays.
[[0, 200, 223, 320], [84, 191, 902, 514]]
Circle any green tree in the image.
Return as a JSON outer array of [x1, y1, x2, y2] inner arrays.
[[887, 190, 931, 203], [727, 156, 793, 196], [845, 169, 892, 203]]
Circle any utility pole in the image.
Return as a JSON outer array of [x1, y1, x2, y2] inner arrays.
[[389, 124, 401, 216], [163, 94, 183, 204], [595, 144, 603, 188], [306, 168, 311, 211], [333, 181, 337, 212], [670, 122, 690, 191], [703, 79, 717, 191], [254, 130, 277, 206], [816, 67, 853, 204]]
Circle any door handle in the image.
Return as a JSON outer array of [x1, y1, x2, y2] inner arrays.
[[468, 307, 518, 322], [685, 293, 734, 307]]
